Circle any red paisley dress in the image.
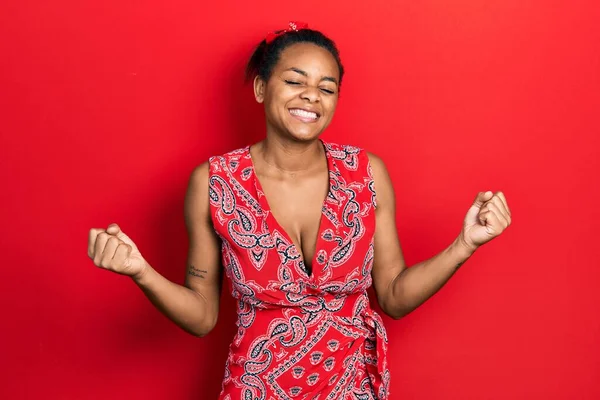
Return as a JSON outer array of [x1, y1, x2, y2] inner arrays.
[[208, 139, 390, 400]]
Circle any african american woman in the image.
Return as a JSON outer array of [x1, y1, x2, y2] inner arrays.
[[87, 22, 512, 400]]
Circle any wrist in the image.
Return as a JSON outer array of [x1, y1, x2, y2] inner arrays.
[[131, 262, 152, 285], [454, 233, 478, 259]]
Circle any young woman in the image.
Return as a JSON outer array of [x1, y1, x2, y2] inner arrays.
[[87, 22, 512, 399]]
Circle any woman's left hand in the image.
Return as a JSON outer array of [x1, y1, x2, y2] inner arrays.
[[459, 191, 512, 253]]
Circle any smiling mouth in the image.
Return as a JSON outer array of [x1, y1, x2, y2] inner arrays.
[[289, 108, 320, 122]]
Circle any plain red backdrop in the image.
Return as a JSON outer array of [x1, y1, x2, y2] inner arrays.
[[1, 0, 598, 399]]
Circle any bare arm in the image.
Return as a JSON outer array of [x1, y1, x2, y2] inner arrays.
[[368, 153, 476, 320], [131, 161, 223, 336]]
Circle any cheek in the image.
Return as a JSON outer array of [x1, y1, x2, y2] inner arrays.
[[264, 97, 289, 122], [265, 87, 294, 109], [323, 98, 339, 117]]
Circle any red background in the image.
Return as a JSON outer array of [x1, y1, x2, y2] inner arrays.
[[1, 0, 599, 399]]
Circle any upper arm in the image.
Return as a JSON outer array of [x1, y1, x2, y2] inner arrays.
[[367, 152, 407, 317], [183, 161, 223, 331]]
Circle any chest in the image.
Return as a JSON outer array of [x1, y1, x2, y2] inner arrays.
[[257, 170, 329, 270]]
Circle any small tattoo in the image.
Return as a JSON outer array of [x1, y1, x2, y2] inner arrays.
[[188, 265, 208, 278]]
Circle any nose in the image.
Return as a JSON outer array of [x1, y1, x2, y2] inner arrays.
[[300, 86, 320, 103]]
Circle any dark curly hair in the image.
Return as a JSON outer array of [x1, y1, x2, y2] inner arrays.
[[245, 28, 345, 90]]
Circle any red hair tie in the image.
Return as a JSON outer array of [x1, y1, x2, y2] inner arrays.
[[265, 21, 309, 44]]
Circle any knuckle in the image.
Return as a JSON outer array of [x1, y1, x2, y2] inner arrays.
[[119, 243, 132, 253]]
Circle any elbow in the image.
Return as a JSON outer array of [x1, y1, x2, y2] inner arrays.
[[379, 297, 410, 320], [384, 308, 405, 320], [185, 310, 218, 338], [379, 303, 399, 320], [190, 321, 217, 338], [388, 312, 402, 321], [187, 289, 219, 338], [390, 309, 411, 320], [384, 308, 411, 320]]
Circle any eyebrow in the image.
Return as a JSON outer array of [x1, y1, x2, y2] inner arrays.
[[286, 67, 338, 85]]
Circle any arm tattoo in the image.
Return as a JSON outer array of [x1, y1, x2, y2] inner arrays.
[[188, 265, 208, 279]]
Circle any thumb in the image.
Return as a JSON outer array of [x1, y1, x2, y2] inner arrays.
[[464, 191, 493, 225], [472, 190, 493, 208], [106, 223, 138, 249]]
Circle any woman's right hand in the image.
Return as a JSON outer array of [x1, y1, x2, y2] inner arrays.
[[88, 223, 148, 279]]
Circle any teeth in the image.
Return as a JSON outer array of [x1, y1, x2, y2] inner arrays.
[[290, 109, 318, 119]]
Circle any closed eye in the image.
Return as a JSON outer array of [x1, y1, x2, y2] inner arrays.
[[285, 79, 335, 94]]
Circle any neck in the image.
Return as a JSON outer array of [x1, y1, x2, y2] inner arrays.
[[256, 135, 324, 174]]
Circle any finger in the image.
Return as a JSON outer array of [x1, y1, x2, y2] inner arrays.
[[487, 209, 505, 235], [490, 195, 511, 225], [479, 208, 491, 225], [107, 223, 138, 250], [100, 236, 121, 268], [113, 243, 132, 270], [93, 232, 110, 266], [478, 208, 495, 230], [495, 192, 511, 219], [486, 203, 509, 229], [88, 228, 105, 258], [106, 223, 120, 235], [473, 191, 494, 208]]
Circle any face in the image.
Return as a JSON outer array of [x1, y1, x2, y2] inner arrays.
[[254, 42, 340, 142]]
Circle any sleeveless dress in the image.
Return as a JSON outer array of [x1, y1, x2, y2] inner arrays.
[[208, 139, 391, 400]]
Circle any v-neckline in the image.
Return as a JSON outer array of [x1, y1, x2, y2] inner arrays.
[[246, 139, 333, 280]]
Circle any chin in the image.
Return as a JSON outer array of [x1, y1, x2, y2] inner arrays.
[[285, 123, 328, 142], [287, 130, 323, 143]]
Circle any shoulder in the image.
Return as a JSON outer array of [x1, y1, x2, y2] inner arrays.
[[208, 145, 249, 166], [323, 140, 387, 171], [323, 140, 381, 162], [187, 161, 210, 196], [324, 141, 393, 208], [203, 145, 251, 179], [323, 140, 369, 171], [323, 140, 364, 155], [365, 151, 387, 175], [188, 145, 249, 188], [363, 151, 395, 209]]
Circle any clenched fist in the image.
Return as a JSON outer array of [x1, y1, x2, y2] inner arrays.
[[460, 191, 512, 252], [88, 223, 148, 278]]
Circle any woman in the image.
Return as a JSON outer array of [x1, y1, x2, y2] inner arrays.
[[87, 22, 511, 399]]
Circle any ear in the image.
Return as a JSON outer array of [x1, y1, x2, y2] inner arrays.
[[253, 75, 266, 103]]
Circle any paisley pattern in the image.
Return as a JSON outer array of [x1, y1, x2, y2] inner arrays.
[[209, 140, 390, 399]]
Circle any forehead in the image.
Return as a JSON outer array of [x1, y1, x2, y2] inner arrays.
[[274, 42, 339, 79]]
